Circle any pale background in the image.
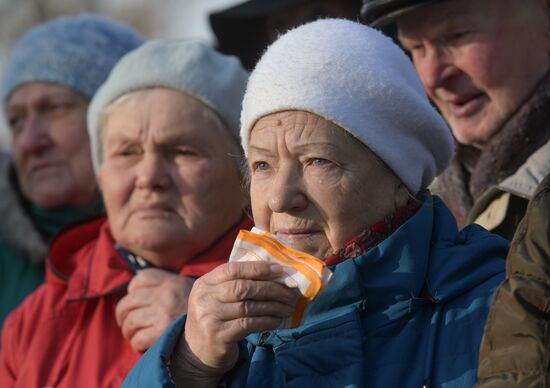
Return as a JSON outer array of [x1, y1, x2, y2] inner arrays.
[[0, 0, 244, 148]]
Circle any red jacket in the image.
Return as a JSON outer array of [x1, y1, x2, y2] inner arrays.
[[0, 216, 253, 388]]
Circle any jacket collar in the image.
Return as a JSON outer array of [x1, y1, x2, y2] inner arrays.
[[498, 139, 550, 199], [47, 215, 255, 301]]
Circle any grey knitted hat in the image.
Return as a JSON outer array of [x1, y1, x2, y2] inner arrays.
[[241, 18, 454, 194], [0, 14, 143, 105], [88, 39, 249, 172]]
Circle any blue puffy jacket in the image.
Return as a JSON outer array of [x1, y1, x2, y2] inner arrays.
[[124, 196, 507, 387]]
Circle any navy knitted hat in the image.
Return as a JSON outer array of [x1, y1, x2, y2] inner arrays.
[[0, 13, 143, 106]]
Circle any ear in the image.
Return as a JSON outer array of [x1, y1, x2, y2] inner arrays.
[[96, 168, 103, 191], [394, 179, 411, 210]]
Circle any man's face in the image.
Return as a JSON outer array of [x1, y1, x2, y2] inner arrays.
[[6, 82, 97, 208], [397, 0, 550, 149]]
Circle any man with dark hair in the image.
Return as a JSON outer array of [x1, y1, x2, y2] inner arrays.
[[362, 0, 550, 240]]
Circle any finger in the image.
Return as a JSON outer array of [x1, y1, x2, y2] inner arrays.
[[115, 294, 135, 327], [128, 268, 178, 293], [213, 300, 295, 321], [218, 316, 286, 344], [203, 261, 285, 285], [129, 326, 162, 353], [119, 307, 154, 342], [115, 288, 155, 326], [215, 279, 299, 304]]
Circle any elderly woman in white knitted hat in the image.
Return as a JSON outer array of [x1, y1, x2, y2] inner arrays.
[[123, 20, 507, 388], [0, 40, 251, 387]]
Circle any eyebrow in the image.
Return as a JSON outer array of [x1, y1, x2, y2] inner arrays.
[[247, 144, 273, 155], [7, 92, 77, 110], [248, 141, 341, 154]]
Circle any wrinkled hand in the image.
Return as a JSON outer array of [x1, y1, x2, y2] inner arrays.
[[116, 268, 195, 352], [183, 261, 298, 374]]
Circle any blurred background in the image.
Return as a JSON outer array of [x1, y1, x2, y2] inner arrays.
[[0, 0, 243, 147]]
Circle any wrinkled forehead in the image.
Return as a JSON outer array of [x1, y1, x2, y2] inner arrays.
[[248, 110, 383, 162], [249, 111, 350, 145], [7, 81, 85, 109], [102, 87, 239, 150]]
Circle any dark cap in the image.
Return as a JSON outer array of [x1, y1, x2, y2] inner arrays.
[[210, 0, 361, 70], [210, 0, 312, 70], [361, 0, 442, 27]]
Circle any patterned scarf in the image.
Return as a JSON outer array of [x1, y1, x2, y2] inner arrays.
[[325, 199, 422, 266]]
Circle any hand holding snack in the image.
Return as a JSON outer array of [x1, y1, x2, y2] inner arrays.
[[183, 228, 333, 373], [184, 261, 297, 372]]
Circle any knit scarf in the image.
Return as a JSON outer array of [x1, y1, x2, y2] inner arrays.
[[325, 199, 422, 266], [30, 196, 104, 241], [434, 70, 550, 228]]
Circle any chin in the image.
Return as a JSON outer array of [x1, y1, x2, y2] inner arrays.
[[129, 234, 177, 252], [30, 191, 72, 209], [451, 118, 503, 149], [289, 242, 329, 260]]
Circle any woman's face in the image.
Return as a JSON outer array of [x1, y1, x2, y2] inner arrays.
[[248, 111, 405, 259], [98, 88, 244, 269]]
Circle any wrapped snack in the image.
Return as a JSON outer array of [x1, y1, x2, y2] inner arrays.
[[229, 227, 333, 328]]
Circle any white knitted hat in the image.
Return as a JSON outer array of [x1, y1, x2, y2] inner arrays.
[[241, 18, 454, 194], [88, 39, 248, 172]]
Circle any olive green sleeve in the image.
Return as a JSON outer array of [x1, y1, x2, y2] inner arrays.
[[477, 175, 550, 387]]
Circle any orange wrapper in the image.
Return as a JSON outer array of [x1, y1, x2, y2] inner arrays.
[[229, 228, 333, 328]]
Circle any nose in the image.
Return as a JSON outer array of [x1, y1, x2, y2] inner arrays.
[[135, 153, 172, 191], [414, 46, 459, 92], [267, 164, 308, 214], [15, 114, 53, 156]]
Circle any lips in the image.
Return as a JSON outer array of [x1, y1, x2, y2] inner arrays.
[[273, 229, 322, 243], [132, 203, 173, 218], [26, 160, 62, 176], [446, 93, 487, 118]]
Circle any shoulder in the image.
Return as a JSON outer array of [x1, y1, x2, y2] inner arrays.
[[4, 273, 67, 331], [1, 281, 61, 373], [506, 173, 550, 277], [427, 197, 507, 304], [431, 195, 508, 250]]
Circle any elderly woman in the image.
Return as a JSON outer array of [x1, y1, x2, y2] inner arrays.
[[0, 40, 251, 387], [124, 20, 507, 387], [0, 14, 141, 327]]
